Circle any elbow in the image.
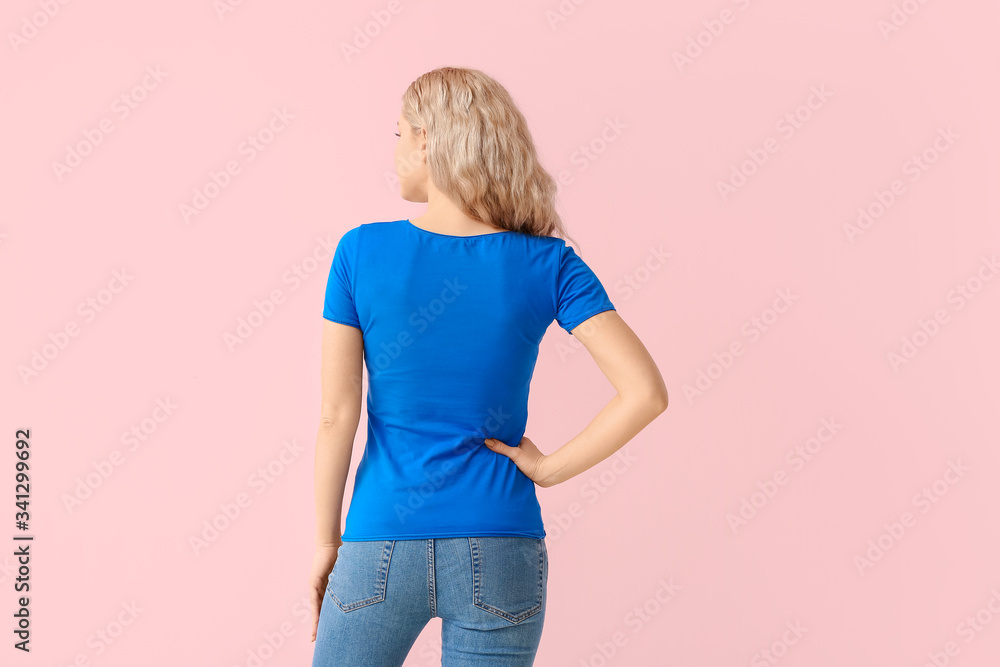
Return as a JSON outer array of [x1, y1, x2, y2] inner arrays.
[[642, 370, 669, 415], [623, 387, 668, 416], [644, 377, 669, 414], [319, 395, 363, 429], [650, 389, 668, 415], [319, 408, 360, 429], [643, 380, 668, 415]]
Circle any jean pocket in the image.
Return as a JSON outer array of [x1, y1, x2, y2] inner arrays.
[[470, 537, 546, 624], [327, 540, 395, 612]]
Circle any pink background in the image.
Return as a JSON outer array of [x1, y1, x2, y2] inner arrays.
[[3, 0, 1000, 665]]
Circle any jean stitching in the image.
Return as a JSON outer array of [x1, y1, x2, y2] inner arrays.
[[330, 540, 393, 612], [472, 537, 543, 624], [427, 538, 437, 617]]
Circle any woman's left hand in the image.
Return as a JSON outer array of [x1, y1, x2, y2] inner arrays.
[[483, 435, 553, 487]]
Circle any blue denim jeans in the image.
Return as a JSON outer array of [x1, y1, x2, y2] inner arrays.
[[311, 536, 548, 666]]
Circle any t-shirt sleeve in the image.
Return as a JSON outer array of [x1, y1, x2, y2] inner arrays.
[[322, 226, 361, 329], [555, 243, 616, 334]]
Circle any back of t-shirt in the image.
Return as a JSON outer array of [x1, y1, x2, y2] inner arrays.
[[323, 218, 616, 541]]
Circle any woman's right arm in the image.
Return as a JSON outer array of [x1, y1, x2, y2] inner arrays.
[[538, 310, 668, 488], [310, 320, 363, 641], [314, 320, 365, 546]]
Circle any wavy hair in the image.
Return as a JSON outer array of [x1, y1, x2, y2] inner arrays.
[[401, 67, 578, 247]]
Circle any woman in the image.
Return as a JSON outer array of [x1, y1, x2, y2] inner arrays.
[[309, 66, 668, 666]]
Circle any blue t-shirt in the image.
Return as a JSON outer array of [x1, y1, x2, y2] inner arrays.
[[323, 218, 616, 541]]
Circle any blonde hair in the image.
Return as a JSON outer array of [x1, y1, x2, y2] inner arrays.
[[401, 67, 579, 247]]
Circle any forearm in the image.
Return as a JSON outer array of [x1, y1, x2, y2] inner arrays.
[[540, 393, 667, 487], [314, 418, 359, 546]]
